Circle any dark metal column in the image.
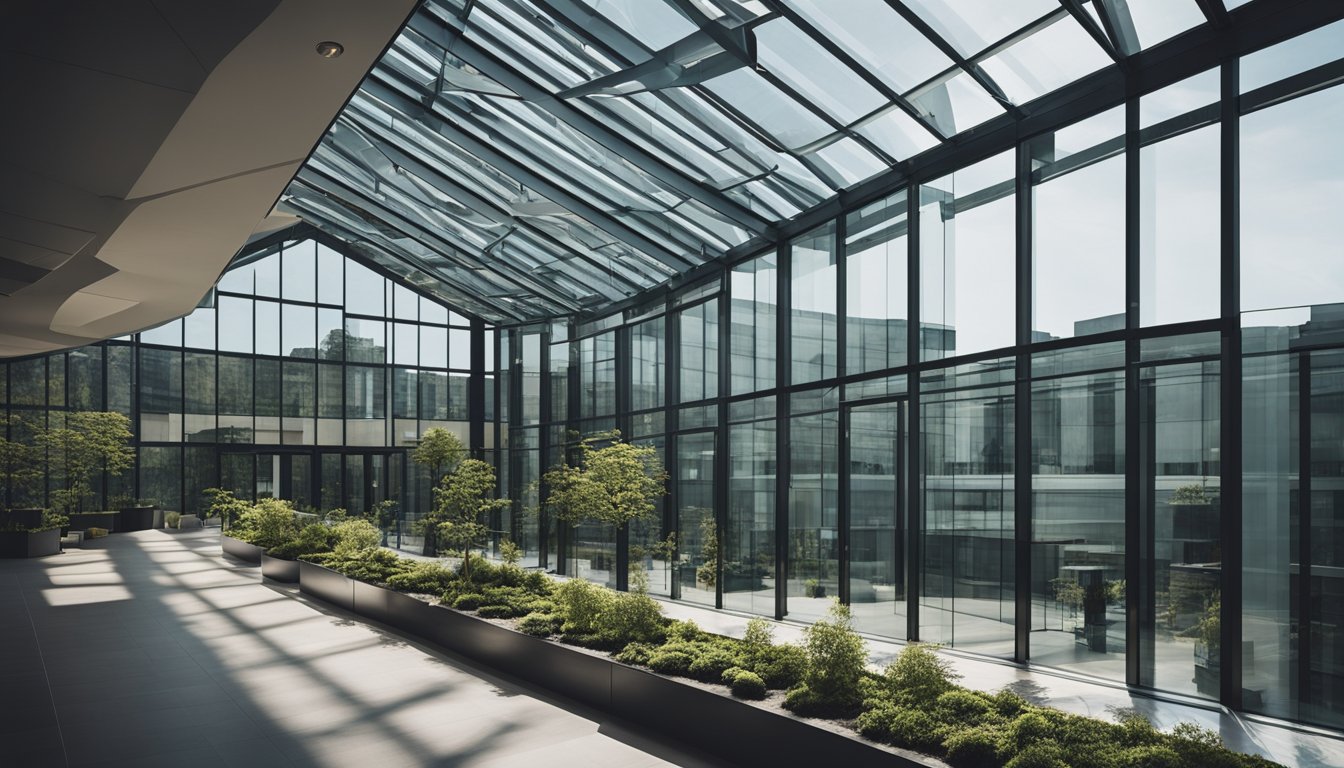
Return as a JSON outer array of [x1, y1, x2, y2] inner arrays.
[[775, 239, 791, 621], [615, 323, 631, 593], [906, 185, 922, 642], [1013, 141, 1033, 663], [1124, 93, 1143, 686]]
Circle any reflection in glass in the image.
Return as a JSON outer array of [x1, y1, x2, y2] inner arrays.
[[730, 255, 778, 395], [846, 191, 907, 374], [725, 416, 776, 616], [1140, 124, 1220, 326], [676, 431, 717, 606], [679, 300, 718, 403], [848, 400, 906, 637], [791, 223, 837, 384], [1031, 369, 1126, 681], [631, 317, 664, 412], [788, 410, 838, 622]]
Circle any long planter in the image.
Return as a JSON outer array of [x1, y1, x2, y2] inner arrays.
[[118, 506, 161, 532], [0, 508, 45, 529], [68, 511, 119, 533], [261, 554, 300, 583], [296, 562, 926, 768], [0, 528, 62, 558], [221, 534, 263, 564]]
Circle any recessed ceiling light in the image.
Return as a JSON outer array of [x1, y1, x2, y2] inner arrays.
[[316, 41, 344, 59]]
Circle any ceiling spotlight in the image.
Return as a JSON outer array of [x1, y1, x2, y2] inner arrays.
[[316, 41, 344, 59]]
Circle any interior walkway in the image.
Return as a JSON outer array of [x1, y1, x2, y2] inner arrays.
[[0, 530, 722, 768]]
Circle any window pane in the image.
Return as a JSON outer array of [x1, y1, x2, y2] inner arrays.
[[787, 410, 838, 623], [345, 258, 384, 316], [449, 328, 470, 369], [730, 254, 778, 395], [420, 325, 447, 368], [217, 296, 253, 354], [345, 318, 385, 364], [393, 322, 418, 366], [846, 191, 907, 374], [253, 252, 280, 298], [255, 301, 280, 356], [1140, 124, 1220, 326], [922, 151, 1016, 359], [1241, 84, 1344, 314], [282, 304, 315, 358], [317, 308, 343, 361], [282, 240, 316, 303], [679, 299, 718, 403], [317, 243, 343, 305], [725, 416, 776, 616], [631, 317, 665, 412], [791, 223, 837, 384], [184, 306, 215, 350]]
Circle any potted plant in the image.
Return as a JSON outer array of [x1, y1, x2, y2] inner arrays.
[[0, 510, 65, 558], [412, 428, 466, 556], [115, 496, 161, 532], [163, 511, 182, 531], [222, 498, 298, 563]]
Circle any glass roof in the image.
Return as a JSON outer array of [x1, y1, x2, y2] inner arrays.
[[279, 0, 1225, 324]]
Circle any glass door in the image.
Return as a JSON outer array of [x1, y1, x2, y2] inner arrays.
[[845, 399, 906, 638]]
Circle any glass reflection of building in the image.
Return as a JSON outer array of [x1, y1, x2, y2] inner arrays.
[[5, 3, 1344, 737]]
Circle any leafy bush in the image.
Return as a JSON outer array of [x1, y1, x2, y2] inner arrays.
[[518, 612, 562, 637], [992, 689, 1032, 719], [1117, 745, 1183, 768], [687, 647, 740, 682], [785, 601, 866, 716], [453, 593, 485, 611], [614, 642, 656, 665], [598, 590, 665, 645], [722, 668, 766, 700], [331, 518, 380, 555], [164, 511, 181, 528], [883, 643, 961, 705], [307, 548, 411, 585], [267, 522, 337, 560], [749, 642, 807, 690], [665, 619, 705, 642], [385, 560, 457, 594], [477, 604, 524, 619], [553, 578, 612, 636], [1005, 712, 1055, 754], [856, 705, 945, 754], [233, 498, 299, 549], [943, 726, 1004, 768], [935, 689, 995, 727], [647, 649, 695, 676], [1005, 741, 1067, 768]]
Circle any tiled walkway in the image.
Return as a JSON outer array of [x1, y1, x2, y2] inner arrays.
[[0, 530, 721, 768]]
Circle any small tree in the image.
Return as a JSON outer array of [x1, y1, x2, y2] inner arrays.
[[413, 428, 465, 487], [203, 487, 251, 531], [432, 458, 509, 582], [39, 411, 134, 513], [542, 431, 668, 547]]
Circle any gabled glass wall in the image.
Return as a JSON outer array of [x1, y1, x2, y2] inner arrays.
[[493, 28, 1344, 732]]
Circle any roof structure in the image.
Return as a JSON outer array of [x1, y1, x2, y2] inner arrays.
[[277, 0, 1244, 323]]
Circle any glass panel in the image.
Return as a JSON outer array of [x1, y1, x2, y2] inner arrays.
[[1124, 0, 1206, 50], [755, 18, 886, 125], [449, 328, 471, 370], [521, 332, 541, 425], [791, 222, 837, 384], [631, 317, 664, 412], [140, 318, 181, 347], [345, 258, 385, 316], [979, 15, 1110, 105], [1139, 68, 1219, 129], [67, 347, 102, 411], [1139, 361, 1221, 699], [549, 339, 569, 422], [1240, 18, 1344, 94], [253, 252, 280, 298], [282, 304, 315, 358], [282, 240, 316, 303], [345, 318, 386, 364], [676, 431, 717, 607], [679, 299, 718, 403], [317, 243, 343, 305], [1031, 368, 1126, 681], [393, 283, 418, 321], [139, 447, 181, 512], [283, 361, 315, 418], [921, 382, 1015, 655], [848, 400, 906, 637], [725, 418, 777, 616], [1241, 84, 1344, 314], [217, 296, 253, 354], [784, 0, 951, 93], [922, 150, 1016, 359], [255, 300, 280, 356], [421, 295, 448, 325], [578, 331, 616, 419], [788, 410, 838, 622], [184, 446, 216, 516], [139, 348, 182, 442], [730, 254, 778, 395], [1033, 151, 1125, 341], [1140, 123, 1220, 326], [184, 352, 216, 443], [904, 0, 1056, 57], [393, 322, 418, 366], [846, 191, 907, 375], [184, 306, 215, 350], [421, 325, 447, 369]]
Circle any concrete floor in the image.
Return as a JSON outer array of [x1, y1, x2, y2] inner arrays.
[[0, 530, 722, 768]]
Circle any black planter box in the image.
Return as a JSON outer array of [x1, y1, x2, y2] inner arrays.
[[0, 528, 62, 558], [118, 506, 161, 532], [261, 554, 300, 582], [68, 511, 119, 533], [221, 534, 263, 564], [295, 563, 927, 768], [0, 508, 45, 528]]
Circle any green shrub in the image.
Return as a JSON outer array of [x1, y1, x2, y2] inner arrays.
[[267, 522, 337, 560], [992, 689, 1033, 718], [856, 705, 945, 754], [943, 726, 1004, 768], [553, 578, 611, 636], [726, 669, 766, 700], [1117, 745, 1183, 768], [164, 511, 181, 528], [614, 642, 656, 666], [233, 498, 299, 549], [1166, 722, 1245, 768], [743, 617, 774, 654], [1005, 712, 1054, 754], [312, 548, 410, 584], [477, 603, 524, 619], [520, 569, 550, 593], [935, 689, 996, 728], [647, 649, 694, 676], [1005, 741, 1067, 768], [518, 612, 561, 637], [453, 593, 485, 611], [751, 643, 807, 689], [884, 643, 961, 705], [385, 560, 457, 594], [1114, 711, 1162, 748], [687, 647, 740, 682], [599, 590, 665, 645], [665, 619, 704, 642], [331, 518, 380, 555], [790, 601, 867, 716]]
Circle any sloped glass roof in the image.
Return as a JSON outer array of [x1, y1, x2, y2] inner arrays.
[[279, 0, 1222, 323]]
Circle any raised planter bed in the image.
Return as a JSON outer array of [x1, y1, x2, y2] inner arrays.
[[0, 528, 62, 558], [68, 511, 119, 533], [220, 534, 263, 564], [296, 562, 925, 768], [261, 554, 300, 583], [118, 506, 161, 532]]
